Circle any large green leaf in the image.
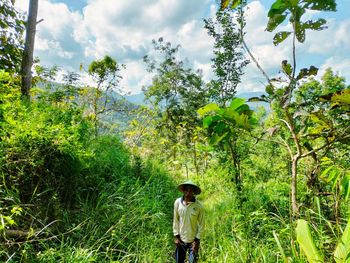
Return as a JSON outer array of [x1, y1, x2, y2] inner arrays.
[[229, 98, 245, 110], [267, 14, 287, 32], [282, 60, 293, 76], [331, 89, 350, 110], [303, 0, 336, 11], [303, 19, 327, 31], [223, 108, 240, 122], [209, 132, 228, 146], [235, 114, 250, 129], [198, 103, 220, 116], [295, 22, 306, 43], [231, 0, 241, 9], [203, 116, 213, 129], [268, 0, 288, 17], [341, 173, 350, 201], [220, 0, 230, 10], [334, 218, 350, 263], [296, 219, 324, 263], [273, 31, 292, 45]]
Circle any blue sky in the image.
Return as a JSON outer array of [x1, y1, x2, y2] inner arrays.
[[15, 0, 350, 94]]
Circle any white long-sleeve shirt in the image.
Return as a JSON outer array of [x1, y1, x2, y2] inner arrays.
[[173, 197, 204, 243]]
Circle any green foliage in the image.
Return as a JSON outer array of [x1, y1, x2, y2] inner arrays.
[[198, 98, 256, 145], [220, 0, 241, 10], [320, 157, 350, 201], [296, 219, 324, 262], [266, 0, 336, 45], [295, 218, 350, 263], [83, 55, 125, 137], [204, 10, 249, 105], [143, 38, 209, 175], [334, 218, 350, 263], [0, 0, 25, 73]]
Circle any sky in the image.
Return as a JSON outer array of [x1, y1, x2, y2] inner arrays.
[[15, 0, 350, 94]]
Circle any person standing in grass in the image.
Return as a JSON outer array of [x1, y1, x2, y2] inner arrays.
[[173, 181, 204, 263]]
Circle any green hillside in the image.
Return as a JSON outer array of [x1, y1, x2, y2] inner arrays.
[[1, 0, 350, 262]]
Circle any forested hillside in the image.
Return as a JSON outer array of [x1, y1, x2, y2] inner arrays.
[[1, 0, 349, 262]]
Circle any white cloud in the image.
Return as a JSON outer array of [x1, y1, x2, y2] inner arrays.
[[14, 0, 350, 94], [319, 56, 350, 81]]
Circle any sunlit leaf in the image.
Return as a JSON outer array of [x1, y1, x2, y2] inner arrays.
[[197, 103, 220, 116], [220, 0, 241, 10], [220, 0, 230, 10], [296, 219, 324, 263], [231, 0, 241, 9], [331, 89, 350, 105], [229, 98, 245, 110], [334, 218, 350, 263], [341, 174, 350, 201]]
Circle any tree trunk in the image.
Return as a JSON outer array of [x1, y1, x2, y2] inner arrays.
[[193, 140, 199, 177], [291, 156, 299, 217], [21, 0, 39, 99]]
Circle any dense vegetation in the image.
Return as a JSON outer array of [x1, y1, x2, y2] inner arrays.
[[1, 0, 349, 262]]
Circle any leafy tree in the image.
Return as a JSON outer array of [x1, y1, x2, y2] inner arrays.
[[143, 38, 209, 174], [221, 0, 344, 217], [198, 98, 257, 188], [204, 9, 249, 105], [0, 0, 25, 73], [83, 55, 124, 137]]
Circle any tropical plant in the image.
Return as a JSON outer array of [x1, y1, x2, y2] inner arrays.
[[198, 98, 257, 187], [143, 38, 209, 174], [296, 218, 350, 263]]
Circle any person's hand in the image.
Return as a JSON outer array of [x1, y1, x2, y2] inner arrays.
[[192, 240, 200, 253], [174, 237, 182, 247]]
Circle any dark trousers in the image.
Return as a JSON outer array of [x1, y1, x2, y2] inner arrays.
[[175, 242, 198, 263]]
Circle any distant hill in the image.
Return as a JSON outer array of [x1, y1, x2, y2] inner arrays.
[[125, 93, 145, 105], [124, 91, 270, 110]]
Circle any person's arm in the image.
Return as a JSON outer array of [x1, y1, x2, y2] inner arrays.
[[192, 204, 204, 252], [173, 199, 181, 245], [195, 204, 204, 240]]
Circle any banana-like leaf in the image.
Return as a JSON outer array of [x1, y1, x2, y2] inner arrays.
[[296, 219, 324, 263], [334, 218, 350, 263]]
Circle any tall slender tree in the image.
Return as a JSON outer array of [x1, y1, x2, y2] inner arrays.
[[204, 9, 248, 106], [21, 0, 39, 99]]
